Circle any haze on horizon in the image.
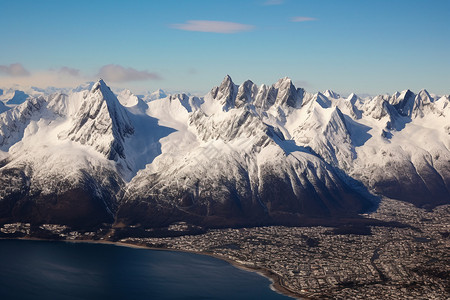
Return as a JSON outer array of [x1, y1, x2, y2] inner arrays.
[[1, 0, 449, 96]]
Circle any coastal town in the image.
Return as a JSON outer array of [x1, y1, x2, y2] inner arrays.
[[1, 198, 449, 299]]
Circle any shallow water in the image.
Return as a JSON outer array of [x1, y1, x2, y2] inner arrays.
[[0, 239, 291, 299]]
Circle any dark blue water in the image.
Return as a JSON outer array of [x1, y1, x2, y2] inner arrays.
[[0, 239, 291, 300]]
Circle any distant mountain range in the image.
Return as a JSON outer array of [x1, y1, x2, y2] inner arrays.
[[0, 77, 448, 229]]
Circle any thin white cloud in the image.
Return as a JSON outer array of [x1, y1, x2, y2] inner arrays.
[[294, 80, 311, 88], [97, 64, 161, 83], [291, 16, 317, 22], [0, 63, 30, 77], [170, 20, 254, 34], [58, 66, 80, 77], [264, 0, 284, 5], [0, 70, 86, 89]]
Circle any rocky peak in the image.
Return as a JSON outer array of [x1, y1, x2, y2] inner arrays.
[[59, 79, 134, 161], [347, 93, 358, 105], [323, 89, 340, 99], [235, 80, 256, 108], [391, 89, 416, 117], [274, 77, 300, 107], [210, 75, 238, 111], [0, 97, 46, 150], [418, 89, 432, 103], [149, 88, 167, 101], [315, 92, 332, 109]]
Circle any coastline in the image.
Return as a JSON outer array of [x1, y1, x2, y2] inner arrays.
[[5, 237, 304, 300]]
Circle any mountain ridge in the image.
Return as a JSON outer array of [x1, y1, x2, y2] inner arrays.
[[0, 76, 448, 229]]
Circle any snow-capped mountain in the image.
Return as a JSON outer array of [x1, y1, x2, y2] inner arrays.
[[0, 76, 448, 229], [0, 85, 72, 113], [0, 89, 30, 108], [149, 88, 168, 101], [138, 88, 168, 102], [59, 80, 135, 162]]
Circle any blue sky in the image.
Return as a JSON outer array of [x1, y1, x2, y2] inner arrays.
[[1, 0, 449, 95]]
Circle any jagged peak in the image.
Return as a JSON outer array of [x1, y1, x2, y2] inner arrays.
[[389, 89, 414, 107], [314, 91, 329, 101], [210, 75, 236, 96], [346, 93, 359, 106], [437, 95, 450, 102], [91, 78, 109, 92], [241, 79, 254, 86], [89, 79, 126, 108], [235, 80, 257, 108], [391, 90, 409, 100], [271, 77, 302, 108], [324, 106, 348, 130], [210, 75, 238, 111], [220, 74, 234, 86], [347, 93, 357, 100], [400, 89, 414, 98], [274, 77, 293, 89], [59, 78, 134, 161], [418, 89, 432, 101], [237, 80, 256, 94], [277, 76, 292, 82], [169, 93, 189, 101], [313, 92, 332, 109], [323, 89, 340, 99], [151, 88, 167, 97]]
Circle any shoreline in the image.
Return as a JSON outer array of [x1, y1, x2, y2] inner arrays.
[[5, 236, 304, 300]]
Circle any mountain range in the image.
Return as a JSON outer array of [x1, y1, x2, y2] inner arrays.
[[0, 76, 448, 229]]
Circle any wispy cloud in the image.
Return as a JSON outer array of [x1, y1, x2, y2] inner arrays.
[[170, 20, 254, 34], [97, 64, 161, 83], [291, 16, 317, 22], [0, 70, 86, 89], [58, 66, 80, 77], [0, 63, 30, 77], [263, 0, 284, 5], [294, 80, 311, 88]]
